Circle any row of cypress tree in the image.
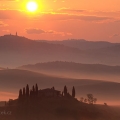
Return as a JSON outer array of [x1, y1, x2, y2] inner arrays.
[[18, 84, 38, 100], [18, 84, 76, 100], [63, 86, 75, 98]]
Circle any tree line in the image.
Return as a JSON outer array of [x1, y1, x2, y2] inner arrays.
[[18, 84, 38, 101], [18, 84, 76, 101]]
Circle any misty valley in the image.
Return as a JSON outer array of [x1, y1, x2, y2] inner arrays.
[[0, 35, 120, 120]]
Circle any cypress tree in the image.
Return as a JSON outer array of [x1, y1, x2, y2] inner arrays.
[[72, 86, 75, 98], [32, 85, 35, 97], [23, 87, 25, 97], [30, 90, 32, 98], [64, 85, 67, 96], [26, 84, 29, 97], [52, 86, 55, 90], [35, 83, 38, 97], [62, 92, 63, 97], [18, 89, 22, 100]]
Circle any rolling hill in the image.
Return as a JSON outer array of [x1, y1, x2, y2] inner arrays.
[[18, 61, 120, 82], [0, 35, 120, 68], [0, 69, 120, 105], [38, 39, 119, 50]]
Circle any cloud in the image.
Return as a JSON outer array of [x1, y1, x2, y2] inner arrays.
[[26, 28, 46, 34], [47, 30, 72, 36], [26, 28, 72, 36], [114, 20, 120, 22], [58, 8, 85, 13], [0, 10, 26, 19], [0, 21, 8, 26], [0, 9, 114, 23], [110, 33, 120, 38], [2, 29, 10, 32], [39, 13, 112, 22]]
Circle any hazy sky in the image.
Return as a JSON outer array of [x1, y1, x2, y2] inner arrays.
[[0, 0, 120, 42]]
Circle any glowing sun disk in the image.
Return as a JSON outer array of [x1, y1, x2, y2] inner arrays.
[[26, 1, 38, 12]]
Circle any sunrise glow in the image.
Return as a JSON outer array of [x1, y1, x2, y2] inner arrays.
[[26, 1, 38, 12]]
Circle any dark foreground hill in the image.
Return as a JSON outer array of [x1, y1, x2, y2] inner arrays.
[[0, 69, 120, 104], [0, 98, 120, 120], [18, 61, 120, 82]]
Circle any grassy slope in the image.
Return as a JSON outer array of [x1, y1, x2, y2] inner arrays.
[[0, 98, 120, 120]]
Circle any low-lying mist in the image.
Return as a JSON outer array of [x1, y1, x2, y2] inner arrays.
[[0, 69, 120, 105]]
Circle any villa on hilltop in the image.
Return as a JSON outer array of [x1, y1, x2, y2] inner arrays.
[[38, 87, 61, 97]]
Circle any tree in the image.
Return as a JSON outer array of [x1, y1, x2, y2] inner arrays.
[[35, 83, 38, 97], [26, 84, 29, 97], [62, 92, 64, 97], [23, 87, 26, 98], [30, 89, 33, 98], [87, 94, 97, 104], [72, 86, 75, 98], [93, 98, 97, 104], [52, 86, 55, 90], [84, 98, 87, 103], [18, 89, 22, 100], [32, 85, 35, 96], [64, 85, 67, 96]]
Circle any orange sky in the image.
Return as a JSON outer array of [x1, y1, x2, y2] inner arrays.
[[0, 0, 120, 42]]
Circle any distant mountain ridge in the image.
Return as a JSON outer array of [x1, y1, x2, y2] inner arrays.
[[36, 39, 119, 50], [0, 35, 120, 67]]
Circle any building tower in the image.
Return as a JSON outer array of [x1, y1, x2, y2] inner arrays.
[[16, 32, 17, 36]]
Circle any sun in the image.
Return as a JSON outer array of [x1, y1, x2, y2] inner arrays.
[[26, 1, 38, 12]]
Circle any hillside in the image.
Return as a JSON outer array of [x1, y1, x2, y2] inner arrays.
[[18, 61, 120, 82], [0, 35, 81, 68], [0, 35, 120, 67], [0, 69, 120, 104], [0, 98, 120, 120], [39, 39, 119, 50]]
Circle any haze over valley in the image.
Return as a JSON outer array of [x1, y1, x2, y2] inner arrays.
[[0, 69, 120, 105], [0, 35, 120, 105], [1, 0, 120, 119], [1, 35, 120, 68]]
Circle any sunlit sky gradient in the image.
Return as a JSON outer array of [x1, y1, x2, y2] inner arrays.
[[0, 0, 120, 42]]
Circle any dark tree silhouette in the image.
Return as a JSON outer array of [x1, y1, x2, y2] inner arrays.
[[62, 92, 63, 97], [52, 86, 55, 90], [18, 89, 22, 100], [30, 90, 33, 98], [64, 85, 67, 96], [87, 94, 97, 104], [72, 86, 75, 98], [26, 84, 29, 97], [35, 83, 38, 97], [32, 85, 35, 96], [23, 87, 25, 97]]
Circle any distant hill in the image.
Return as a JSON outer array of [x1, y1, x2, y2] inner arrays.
[[0, 69, 120, 105], [37, 39, 119, 50], [0, 35, 82, 68], [0, 35, 120, 67], [18, 61, 120, 82]]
